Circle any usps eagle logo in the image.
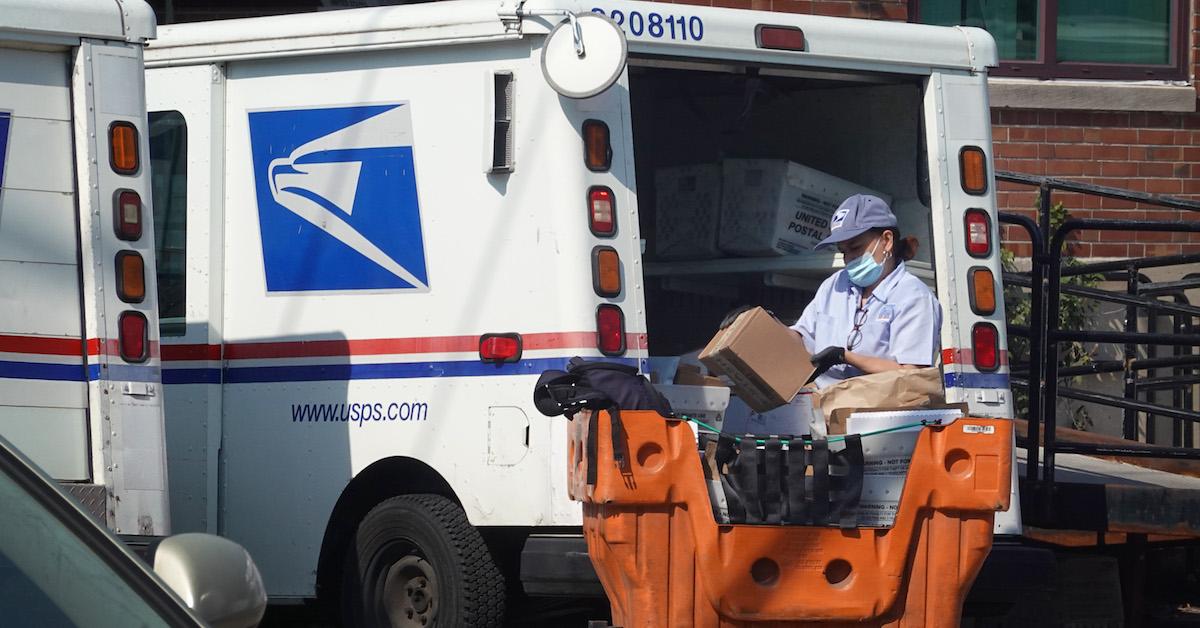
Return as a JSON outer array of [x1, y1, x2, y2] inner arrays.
[[830, 207, 850, 232], [248, 104, 428, 292]]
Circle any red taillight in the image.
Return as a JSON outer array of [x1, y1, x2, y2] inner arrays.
[[479, 333, 521, 363], [972, 323, 999, 371], [596, 305, 626, 356], [964, 209, 992, 258], [589, 186, 616, 237], [114, 190, 142, 241], [583, 120, 611, 171], [119, 311, 148, 363], [756, 25, 805, 51], [109, 121, 139, 175]]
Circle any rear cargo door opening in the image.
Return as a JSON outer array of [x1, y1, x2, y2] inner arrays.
[[627, 60, 935, 364], [0, 47, 92, 481]]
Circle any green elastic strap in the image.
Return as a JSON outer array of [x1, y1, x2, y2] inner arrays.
[[681, 417, 940, 444]]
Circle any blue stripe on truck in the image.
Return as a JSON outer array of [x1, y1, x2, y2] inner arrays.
[[944, 372, 1010, 389], [0, 361, 159, 384], [163, 356, 640, 385], [223, 357, 638, 384], [162, 368, 222, 385], [105, 364, 162, 383], [0, 360, 91, 382]]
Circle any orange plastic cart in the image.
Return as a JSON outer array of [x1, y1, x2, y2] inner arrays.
[[567, 410, 1012, 627]]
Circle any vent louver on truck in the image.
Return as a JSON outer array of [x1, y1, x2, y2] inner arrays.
[[490, 71, 514, 172]]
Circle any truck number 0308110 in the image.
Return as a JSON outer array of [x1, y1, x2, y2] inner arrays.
[[591, 7, 704, 41]]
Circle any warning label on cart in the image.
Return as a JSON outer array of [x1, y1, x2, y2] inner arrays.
[[248, 103, 429, 292]]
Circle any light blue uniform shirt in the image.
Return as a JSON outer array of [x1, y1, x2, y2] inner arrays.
[[791, 261, 942, 389]]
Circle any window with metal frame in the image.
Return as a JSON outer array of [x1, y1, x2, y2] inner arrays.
[[148, 111, 188, 337], [915, 0, 1186, 81]]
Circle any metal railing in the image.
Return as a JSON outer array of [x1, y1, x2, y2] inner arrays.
[[995, 172, 1200, 510]]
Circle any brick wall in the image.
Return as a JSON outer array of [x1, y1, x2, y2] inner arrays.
[[988, 0, 1200, 257], [993, 110, 1200, 258]]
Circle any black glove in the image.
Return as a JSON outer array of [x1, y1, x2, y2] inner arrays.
[[810, 346, 847, 372]]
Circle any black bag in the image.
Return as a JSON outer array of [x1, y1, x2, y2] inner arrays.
[[534, 358, 672, 484]]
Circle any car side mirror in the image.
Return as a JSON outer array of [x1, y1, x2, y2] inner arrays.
[[151, 533, 268, 628]]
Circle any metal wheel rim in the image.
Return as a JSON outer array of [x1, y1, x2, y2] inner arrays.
[[382, 554, 439, 628]]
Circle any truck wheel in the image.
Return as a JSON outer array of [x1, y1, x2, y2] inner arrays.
[[342, 494, 505, 627]]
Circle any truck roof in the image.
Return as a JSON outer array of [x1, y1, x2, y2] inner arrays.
[[145, 0, 996, 74], [0, 0, 155, 45]]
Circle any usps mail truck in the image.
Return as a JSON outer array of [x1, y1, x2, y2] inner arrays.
[[144, 1, 1011, 623], [0, 1, 169, 536]]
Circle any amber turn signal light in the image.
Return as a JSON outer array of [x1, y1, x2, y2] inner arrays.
[[959, 146, 987, 195], [110, 121, 139, 175], [115, 251, 145, 303]]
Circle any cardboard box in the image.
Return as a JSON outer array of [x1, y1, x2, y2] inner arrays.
[[654, 164, 722, 260], [718, 159, 890, 256], [673, 364, 725, 388], [698, 307, 813, 412]]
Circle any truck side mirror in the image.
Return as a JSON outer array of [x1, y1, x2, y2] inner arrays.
[[151, 533, 268, 628], [540, 12, 628, 99]]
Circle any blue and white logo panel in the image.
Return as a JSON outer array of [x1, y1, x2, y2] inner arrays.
[[0, 111, 11, 189], [248, 104, 428, 292]]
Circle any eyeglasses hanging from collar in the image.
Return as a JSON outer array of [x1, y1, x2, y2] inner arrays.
[[846, 301, 870, 350]]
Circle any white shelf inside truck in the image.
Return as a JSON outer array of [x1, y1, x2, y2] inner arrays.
[[643, 254, 934, 283]]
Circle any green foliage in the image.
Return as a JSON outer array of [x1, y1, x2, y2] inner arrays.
[[1001, 200, 1102, 430]]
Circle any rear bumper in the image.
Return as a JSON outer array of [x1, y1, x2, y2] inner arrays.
[[964, 540, 1056, 618], [520, 535, 605, 598]]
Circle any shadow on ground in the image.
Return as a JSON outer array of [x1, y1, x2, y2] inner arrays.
[[257, 596, 612, 627]]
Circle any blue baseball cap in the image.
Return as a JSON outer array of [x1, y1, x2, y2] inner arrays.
[[815, 194, 897, 250]]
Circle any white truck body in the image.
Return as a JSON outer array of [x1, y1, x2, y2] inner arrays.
[[144, 0, 1012, 603], [0, 0, 168, 535]]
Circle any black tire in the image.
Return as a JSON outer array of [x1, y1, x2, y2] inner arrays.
[[341, 494, 505, 627]]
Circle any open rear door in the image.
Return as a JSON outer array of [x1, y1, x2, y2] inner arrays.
[[0, 47, 92, 482]]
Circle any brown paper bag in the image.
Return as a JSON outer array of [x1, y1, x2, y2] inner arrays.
[[814, 367, 945, 434]]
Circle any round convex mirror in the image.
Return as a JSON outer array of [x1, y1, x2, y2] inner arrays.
[[540, 13, 628, 99]]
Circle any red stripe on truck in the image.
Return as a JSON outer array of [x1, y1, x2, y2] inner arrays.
[[942, 348, 1009, 366], [163, 332, 650, 361], [160, 344, 222, 361], [0, 335, 161, 359]]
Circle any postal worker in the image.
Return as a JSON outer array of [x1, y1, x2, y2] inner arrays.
[[792, 194, 943, 389]]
